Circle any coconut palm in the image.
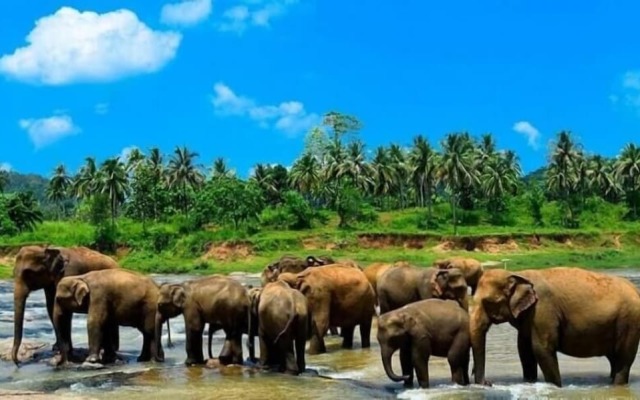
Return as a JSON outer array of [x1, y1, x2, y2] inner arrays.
[[6, 192, 43, 232], [438, 132, 479, 235], [409, 135, 439, 223], [338, 140, 373, 192], [370, 146, 395, 207], [98, 157, 130, 226], [388, 144, 410, 208], [211, 157, 234, 180], [589, 155, 620, 200], [615, 143, 640, 219], [289, 152, 321, 201], [546, 131, 582, 226], [481, 152, 521, 222], [167, 146, 205, 214], [72, 157, 99, 200], [47, 164, 71, 219]]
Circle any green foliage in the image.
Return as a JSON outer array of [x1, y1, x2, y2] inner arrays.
[[260, 191, 324, 230], [93, 223, 118, 253]]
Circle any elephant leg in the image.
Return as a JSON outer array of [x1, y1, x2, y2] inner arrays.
[[53, 308, 73, 365], [295, 332, 306, 374], [208, 324, 214, 359], [100, 321, 119, 364], [448, 334, 469, 386], [85, 308, 107, 364], [329, 326, 339, 336], [138, 331, 153, 362], [184, 313, 205, 366], [607, 354, 617, 382], [283, 342, 297, 375], [517, 331, 538, 383], [412, 343, 430, 389], [44, 286, 59, 352], [531, 330, 561, 387], [359, 317, 372, 349], [258, 333, 269, 368], [341, 326, 355, 349], [308, 305, 329, 355], [400, 342, 415, 387], [225, 332, 244, 365], [611, 332, 639, 385]]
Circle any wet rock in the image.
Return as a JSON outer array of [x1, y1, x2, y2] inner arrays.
[[0, 338, 48, 363], [0, 389, 97, 399]]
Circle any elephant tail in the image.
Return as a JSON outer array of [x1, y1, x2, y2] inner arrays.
[[274, 313, 296, 344]]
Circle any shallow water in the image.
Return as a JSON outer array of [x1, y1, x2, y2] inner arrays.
[[2, 270, 640, 399]]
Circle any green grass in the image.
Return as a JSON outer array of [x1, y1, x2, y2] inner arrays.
[[0, 264, 12, 279], [2, 202, 640, 276]]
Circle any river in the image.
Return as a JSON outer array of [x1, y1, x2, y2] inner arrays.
[[2, 270, 640, 399]]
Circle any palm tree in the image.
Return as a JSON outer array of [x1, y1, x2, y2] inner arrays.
[[338, 140, 373, 193], [72, 157, 99, 200], [546, 131, 582, 226], [438, 133, 478, 235], [615, 143, 640, 219], [289, 153, 321, 202], [125, 148, 145, 173], [47, 164, 71, 219], [167, 146, 205, 214], [481, 152, 521, 222], [98, 158, 130, 227], [388, 144, 410, 208], [6, 192, 43, 231], [409, 135, 439, 224], [148, 147, 165, 180], [211, 157, 234, 180], [146, 147, 166, 220], [370, 146, 395, 207], [251, 163, 276, 199], [589, 155, 620, 200]]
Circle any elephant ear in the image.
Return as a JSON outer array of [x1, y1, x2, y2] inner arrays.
[[44, 248, 66, 274], [248, 289, 261, 316], [431, 269, 449, 297], [507, 275, 538, 319], [171, 286, 187, 309], [73, 280, 90, 306]]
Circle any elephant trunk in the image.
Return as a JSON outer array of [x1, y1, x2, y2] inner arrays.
[[12, 281, 29, 366], [154, 312, 165, 361], [381, 344, 410, 382], [470, 304, 491, 384]]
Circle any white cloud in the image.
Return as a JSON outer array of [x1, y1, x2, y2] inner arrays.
[[0, 7, 182, 85], [160, 0, 212, 27], [19, 114, 80, 149], [218, 0, 298, 34], [95, 103, 110, 115], [512, 121, 541, 150], [211, 82, 319, 136], [0, 163, 11, 172], [613, 70, 640, 111]]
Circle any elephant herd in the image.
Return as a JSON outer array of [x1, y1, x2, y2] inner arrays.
[[9, 245, 640, 391]]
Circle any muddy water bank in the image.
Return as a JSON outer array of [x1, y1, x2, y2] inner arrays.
[[1, 271, 640, 399]]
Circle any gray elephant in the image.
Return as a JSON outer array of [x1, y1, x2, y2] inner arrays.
[[12, 245, 120, 365], [52, 269, 164, 366], [247, 281, 310, 375], [377, 265, 469, 314], [471, 267, 640, 387], [377, 298, 470, 388], [155, 275, 249, 366], [433, 256, 484, 295]]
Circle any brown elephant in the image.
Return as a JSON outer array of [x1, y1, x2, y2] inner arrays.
[[247, 281, 310, 375], [363, 261, 410, 296], [286, 264, 376, 354], [471, 267, 640, 387], [155, 275, 249, 366], [12, 245, 120, 366], [260, 254, 335, 285], [52, 269, 164, 366], [434, 257, 484, 295], [377, 265, 469, 315], [378, 298, 470, 388]]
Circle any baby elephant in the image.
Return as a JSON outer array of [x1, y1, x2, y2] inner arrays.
[[248, 281, 310, 375], [53, 269, 164, 366], [377, 298, 470, 388]]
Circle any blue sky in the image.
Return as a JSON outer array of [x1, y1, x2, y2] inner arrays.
[[1, 0, 640, 178]]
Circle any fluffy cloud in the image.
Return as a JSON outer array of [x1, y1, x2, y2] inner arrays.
[[19, 114, 80, 149], [0, 7, 182, 85], [512, 121, 541, 150], [212, 82, 319, 136], [160, 0, 212, 27], [612, 70, 640, 111], [218, 0, 298, 34], [0, 163, 11, 172]]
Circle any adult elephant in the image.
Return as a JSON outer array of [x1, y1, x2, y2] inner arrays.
[[283, 264, 376, 354], [52, 269, 164, 366], [471, 267, 640, 387], [434, 257, 484, 295], [247, 281, 310, 374], [260, 254, 335, 285], [155, 275, 249, 366], [12, 245, 120, 366], [377, 264, 469, 314], [363, 261, 409, 297]]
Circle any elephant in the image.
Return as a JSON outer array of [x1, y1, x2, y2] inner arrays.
[[284, 264, 376, 354], [377, 298, 470, 388], [434, 257, 484, 295], [363, 261, 409, 297], [260, 254, 335, 285], [52, 269, 164, 366], [155, 275, 250, 366], [377, 265, 469, 315], [470, 267, 640, 387], [12, 245, 120, 366], [247, 281, 310, 375]]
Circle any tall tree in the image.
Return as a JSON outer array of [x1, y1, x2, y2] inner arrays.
[[371, 146, 395, 208], [211, 157, 234, 180], [409, 135, 439, 225], [546, 131, 582, 227], [98, 158, 130, 227], [47, 164, 71, 219], [289, 153, 321, 203], [72, 157, 99, 200], [615, 143, 640, 219], [167, 146, 205, 214]]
